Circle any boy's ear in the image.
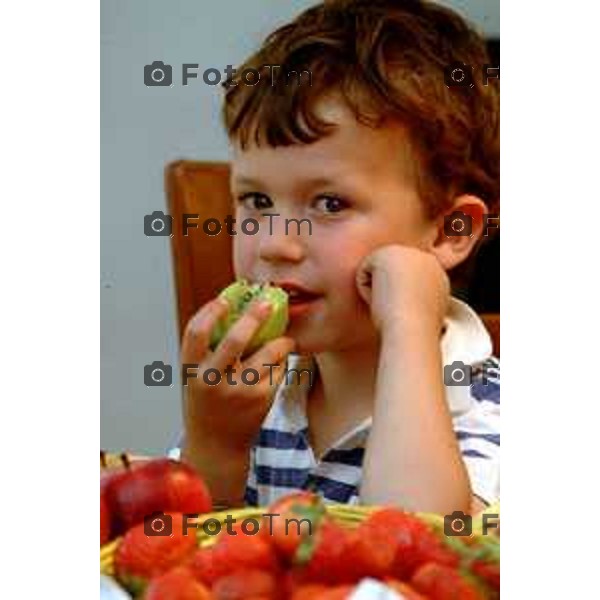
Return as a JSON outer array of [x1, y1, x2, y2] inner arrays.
[[427, 195, 490, 270]]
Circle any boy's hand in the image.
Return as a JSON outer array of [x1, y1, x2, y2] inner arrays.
[[181, 297, 295, 452], [357, 246, 472, 512], [355, 245, 450, 335]]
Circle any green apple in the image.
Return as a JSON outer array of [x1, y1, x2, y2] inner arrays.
[[210, 280, 289, 354]]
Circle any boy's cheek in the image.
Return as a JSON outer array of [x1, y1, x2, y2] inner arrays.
[[232, 239, 253, 278]]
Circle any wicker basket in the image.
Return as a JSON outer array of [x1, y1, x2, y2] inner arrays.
[[100, 502, 499, 577]]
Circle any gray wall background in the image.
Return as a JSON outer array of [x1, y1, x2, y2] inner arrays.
[[100, 0, 499, 454]]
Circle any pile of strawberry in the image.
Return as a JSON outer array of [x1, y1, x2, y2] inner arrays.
[[109, 492, 500, 600]]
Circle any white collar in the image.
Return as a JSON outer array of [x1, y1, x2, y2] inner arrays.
[[441, 297, 493, 415], [442, 297, 492, 366]]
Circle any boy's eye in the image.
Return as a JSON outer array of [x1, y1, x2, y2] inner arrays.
[[237, 192, 273, 211], [314, 195, 348, 214]]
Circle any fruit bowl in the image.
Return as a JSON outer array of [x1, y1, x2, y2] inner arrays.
[[100, 503, 499, 577], [101, 454, 499, 597]]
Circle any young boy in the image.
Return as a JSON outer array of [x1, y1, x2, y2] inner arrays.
[[177, 0, 499, 516]]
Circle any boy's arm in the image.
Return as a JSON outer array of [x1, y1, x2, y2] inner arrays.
[[179, 297, 295, 509], [360, 317, 471, 514], [181, 432, 250, 508], [357, 246, 471, 514]]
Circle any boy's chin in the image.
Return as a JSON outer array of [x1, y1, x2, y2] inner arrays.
[[286, 327, 331, 355], [287, 327, 374, 356], [290, 339, 327, 356]]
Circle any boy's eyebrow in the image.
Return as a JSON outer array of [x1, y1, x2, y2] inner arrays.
[[231, 174, 358, 191], [231, 175, 264, 187]]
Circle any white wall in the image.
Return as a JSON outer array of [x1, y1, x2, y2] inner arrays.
[[100, 0, 499, 454]]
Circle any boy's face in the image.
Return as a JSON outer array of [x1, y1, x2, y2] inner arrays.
[[230, 98, 437, 353]]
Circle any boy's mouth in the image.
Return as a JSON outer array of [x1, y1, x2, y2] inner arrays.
[[273, 281, 322, 304], [273, 281, 322, 318], [249, 279, 322, 318]]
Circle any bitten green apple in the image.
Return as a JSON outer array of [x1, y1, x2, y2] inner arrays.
[[210, 280, 289, 354]]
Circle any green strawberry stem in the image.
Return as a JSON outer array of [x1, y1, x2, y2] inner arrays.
[[291, 502, 327, 565], [442, 533, 500, 566], [118, 573, 147, 598]]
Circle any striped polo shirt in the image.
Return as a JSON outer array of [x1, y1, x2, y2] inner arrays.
[[243, 297, 500, 507]]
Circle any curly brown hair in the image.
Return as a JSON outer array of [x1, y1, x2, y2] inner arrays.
[[222, 0, 499, 218]]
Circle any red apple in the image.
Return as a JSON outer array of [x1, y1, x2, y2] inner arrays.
[[105, 458, 212, 534], [100, 492, 111, 545], [101, 455, 149, 541]]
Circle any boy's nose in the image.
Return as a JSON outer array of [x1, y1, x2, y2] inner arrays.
[[257, 214, 305, 264]]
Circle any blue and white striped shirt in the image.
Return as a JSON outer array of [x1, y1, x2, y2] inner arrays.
[[244, 298, 500, 507]]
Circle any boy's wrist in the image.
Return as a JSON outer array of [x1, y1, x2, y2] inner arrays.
[[181, 432, 253, 488], [379, 310, 443, 344], [181, 437, 251, 509], [184, 420, 253, 457]]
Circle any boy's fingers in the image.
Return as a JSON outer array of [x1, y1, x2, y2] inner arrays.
[[181, 298, 229, 363], [210, 300, 271, 371], [244, 336, 296, 383], [355, 258, 374, 306]]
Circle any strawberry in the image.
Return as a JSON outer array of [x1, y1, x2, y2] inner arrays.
[[212, 569, 279, 600], [189, 547, 221, 587], [145, 566, 214, 600], [114, 512, 197, 596], [288, 584, 330, 600], [289, 584, 354, 600], [342, 522, 397, 580], [281, 570, 312, 599], [190, 524, 280, 586], [292, 520, 356, 585], [363, 508, 459, 580], [472, 559, 500, 592], [443, 534, 500, 594], [262, 492, 327, 563], [384, 580, 428, 599], [317, 586, 355, 600], [411, 562, 487, 600]]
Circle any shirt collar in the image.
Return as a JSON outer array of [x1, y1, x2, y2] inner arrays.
[[442, 297, 492, 367], [283, 297, 493, 426], [441, 297, 493, 416]]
